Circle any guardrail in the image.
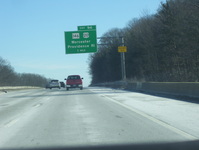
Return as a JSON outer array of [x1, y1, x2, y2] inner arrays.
[[91, 81, 199, 99]]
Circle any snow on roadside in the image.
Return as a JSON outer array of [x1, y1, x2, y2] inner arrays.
[[0, 86, 41, 94], [0, 86, 40, 90], [89, 87, 199, 139]]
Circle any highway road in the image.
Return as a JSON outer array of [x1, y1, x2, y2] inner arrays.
[[0, 87, 198, 149]]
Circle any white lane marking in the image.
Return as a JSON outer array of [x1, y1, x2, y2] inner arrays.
[[4, 119, 19, 128], [33, 103, 42, 108], [103, 95, 198, 140]]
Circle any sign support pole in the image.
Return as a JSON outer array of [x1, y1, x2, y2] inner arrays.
[[97, 36, 127, 81], [121, 37, 126, 81]]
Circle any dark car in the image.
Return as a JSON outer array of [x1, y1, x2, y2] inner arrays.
[[59, 82, 65, 88]]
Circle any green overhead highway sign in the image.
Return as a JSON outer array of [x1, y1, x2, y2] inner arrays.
[[78, 25, 96, 31], [64, 25, 97, 54]]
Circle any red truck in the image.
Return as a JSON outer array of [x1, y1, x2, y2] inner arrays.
[[65, 75, 83, 91]]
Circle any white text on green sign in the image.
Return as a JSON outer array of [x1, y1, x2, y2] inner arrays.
[[65, 30, 97, 54], [78, 25, 96, 31]]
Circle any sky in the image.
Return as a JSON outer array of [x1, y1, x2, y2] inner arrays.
[[0, 0, 166, 87]]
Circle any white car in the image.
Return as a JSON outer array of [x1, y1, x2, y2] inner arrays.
[[47, 80, 60, 89]]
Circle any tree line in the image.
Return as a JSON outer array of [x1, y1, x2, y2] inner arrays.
[[0, 56, 48, 87], [89, 0, 199, 84]]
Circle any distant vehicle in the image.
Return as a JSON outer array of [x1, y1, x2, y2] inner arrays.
[[59, 82, 65, 88], [65, 75, 83, 90], [46, 80, 60, 89], [45, 83, 50, 89]]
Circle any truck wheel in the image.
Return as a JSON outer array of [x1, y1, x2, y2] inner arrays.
[[66, 88, 69, 91], [80, 87, 83, 90]]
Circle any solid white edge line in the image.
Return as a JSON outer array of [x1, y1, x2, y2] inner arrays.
[[102, 95, 198, 141]]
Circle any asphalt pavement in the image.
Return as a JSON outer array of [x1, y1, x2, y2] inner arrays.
[[0, 87, 196, 149]]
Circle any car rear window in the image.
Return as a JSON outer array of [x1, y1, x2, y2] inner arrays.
[[51, 80, 59, 82], [68, 76, 80, 79]]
